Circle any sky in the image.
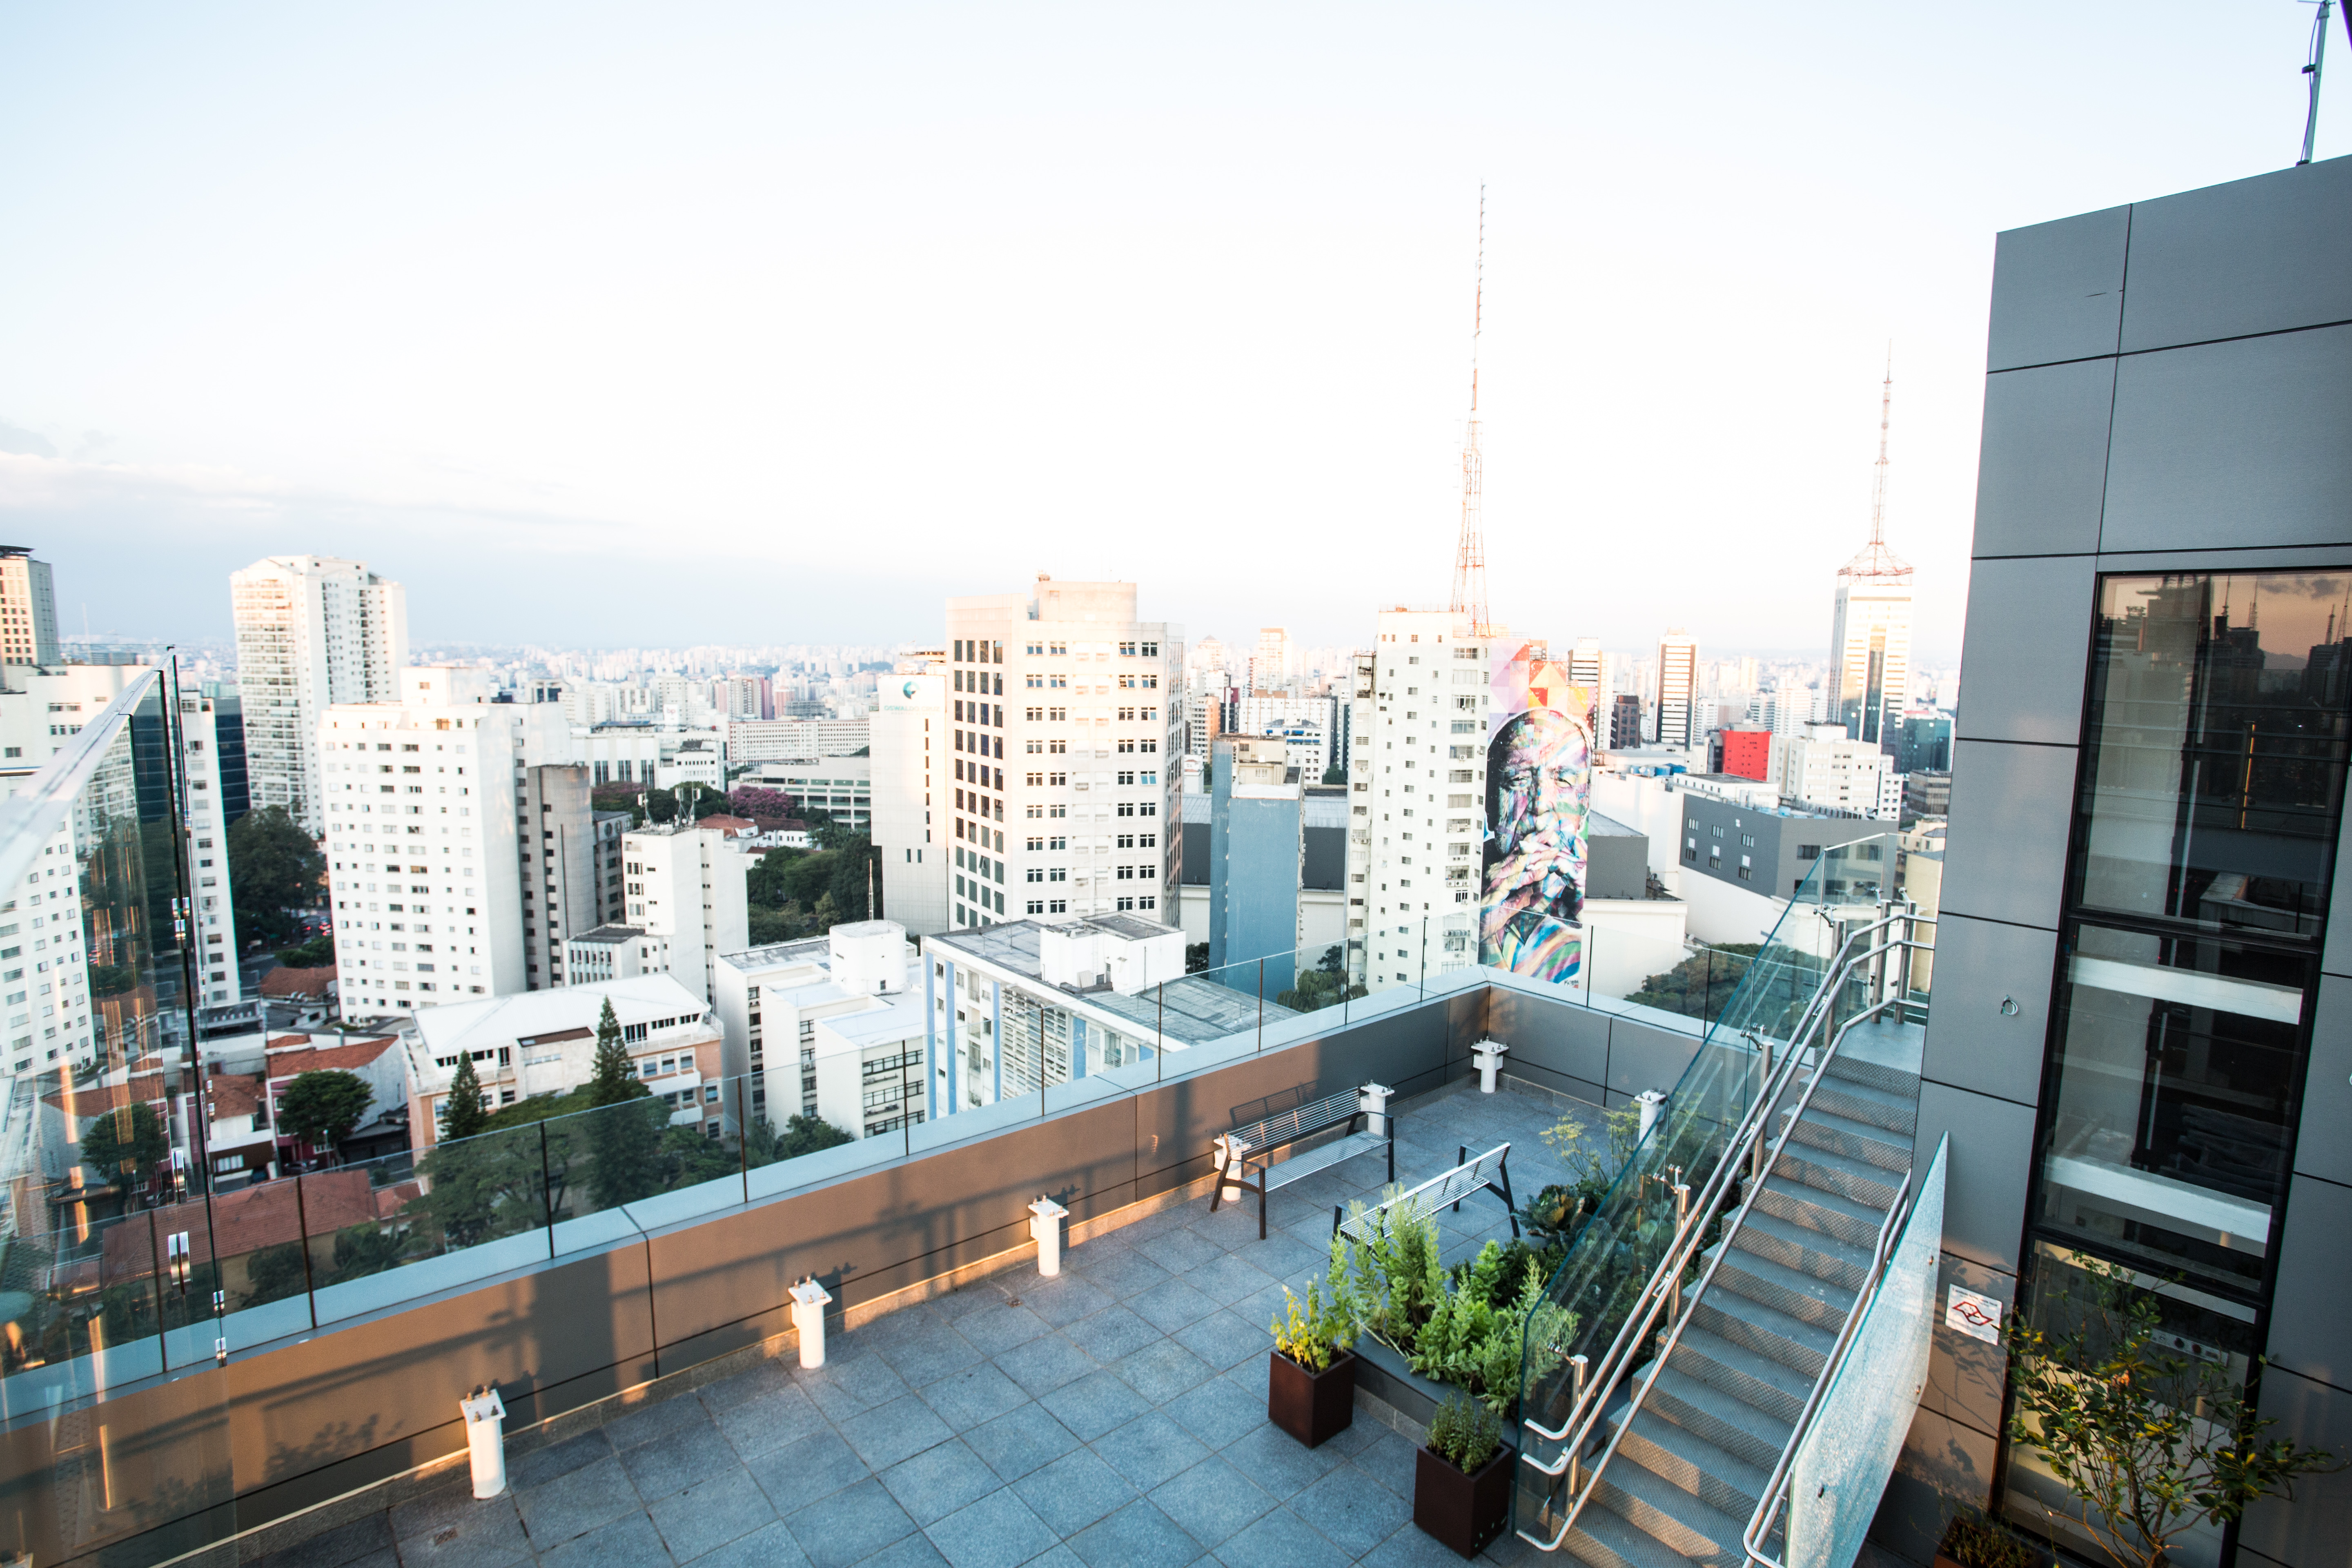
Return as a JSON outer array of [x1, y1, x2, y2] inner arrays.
[[0, 4, 2343, 666]]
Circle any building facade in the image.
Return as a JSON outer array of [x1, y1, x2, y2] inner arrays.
[[1885, 156, 2352, 1568], [621, 820, 750, 1007], [229, 555, 408, 831], [873, 655, 948, 935], [942, 578, 1180, 931], [0, 548, 59, 668], [1655, 630, 1697, 747]]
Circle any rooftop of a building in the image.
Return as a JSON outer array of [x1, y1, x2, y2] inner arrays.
[[262, 1035, 399, 1078], [720, 936, 835, 974], [412, 974, 711, 1061], [570, 924, 648, 948], [811, 992, 928, 1057], [258, 966, 339, 999], [929, 918, 1294, 1045]]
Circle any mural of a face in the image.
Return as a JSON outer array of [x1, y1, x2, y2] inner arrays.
[[1480, 706, 1591, 982]]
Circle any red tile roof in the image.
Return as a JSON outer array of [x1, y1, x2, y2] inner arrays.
[[260, 967, 339, 999], [264, 1036, 397, 1079], [101, 1169, 385, 1275]]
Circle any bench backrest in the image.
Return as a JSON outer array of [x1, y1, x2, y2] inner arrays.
[[1230, 1087, 1361, 1153], [1337, 1142, 1510, 1245]]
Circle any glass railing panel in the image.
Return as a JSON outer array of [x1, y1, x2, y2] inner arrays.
[[909, 1088, 1042, 1153], [309, 1122, 550, 1322], [1785, 1137, 1947, 1568], [1258, 940, 1361, 1051], [546, 1093, 730, 1256]]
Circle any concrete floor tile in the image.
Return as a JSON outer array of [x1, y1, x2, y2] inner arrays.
[[876, 1322, 986, 1390], [1349, 1425, 1421, 1499], [515, 1453, 642, 1548], [923, 1489, 1060, 1568], [606, 1394, 716, 1453], [696, 1358, 795, 1412], [1147, 1456, 1273, 1549], [1285, 1465, 1412, 1557], [859, 1533, 952, 1567], [389, 1478, 504, 1543], [711, 1382, 829, 1461], [508, 1432, 617, 1494], [744, 1429, 871, 1515], [1127, 1278, 1216, 1334], [1115, 1339, 1216, 1405], [1161, 1373, 1267, 1451], [1143, 1227, 1225, 1275], [1361, 1517, 1484, 1567], [954, 1301, 1054, 1357], [1065, 1499, 1204, 1568], [800, 1349, 914, 1422], [1091, 1411, 1210, 1493], [1071, 1247, 1169, 1301], [536, 1511, 674, 1568], [1171, 1311, 1270, 1373], [1011, 1447, 1139, 1538], [645, 1468, 775, 1563], [1062, 1303, 1159, 1365], [1219, 1421, 1346, 1499], [681, 1519, 812, 1568], [967, 1401, 1084, 1483], [878, 1437, 1002, 1528], [258, 1512, 391, 1568], [783, 1477, 920, 1568], [930, 1278, 1015, 1321], [1177, 1255, 1276, 1309], [1017, 1274, 1115, 1328], [619, 1414, 742, 1503], [1209, 1505, 1354, 1568], [839, 1393, 956, 1472], [1036, 1369, 1149, 1443], [995, 1332, 1100, 1399], [919, 1361, 1033, 1432], [383, 1497, 532, 1568]]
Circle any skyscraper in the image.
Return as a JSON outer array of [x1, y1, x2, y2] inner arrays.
[[1829, 365, 1913, 754], [941, 577, 1180, 930], [231, 555, 408, 831], [1249, 627, 1292, 695], [1655, 631, 1698, 748], [0, 548, 59, 667]]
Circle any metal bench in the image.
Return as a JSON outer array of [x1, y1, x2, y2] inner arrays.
[[1334, 1141, 1518, 1242], [1210, 1083, 1395, 1240]]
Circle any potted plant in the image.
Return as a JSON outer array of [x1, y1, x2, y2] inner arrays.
[[1267, 1282, 1356, 1448], [1933, 1508, 2045, 1568], [1415, 1390, 1512, 1557]]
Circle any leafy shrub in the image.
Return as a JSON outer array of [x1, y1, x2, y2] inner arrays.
[[1270, 1281, 1352, 1373], [1940, 1509, 2041, 1568], [1427, 1391, 1502, 1473]]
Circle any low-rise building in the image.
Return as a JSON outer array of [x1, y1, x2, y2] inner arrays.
[[714, 921, 922, 1130], [751, 758, 873, 829], [403, 975, 722, 1147]]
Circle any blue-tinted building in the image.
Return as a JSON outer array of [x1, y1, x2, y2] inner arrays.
[[1206, 735, 1302, 995]]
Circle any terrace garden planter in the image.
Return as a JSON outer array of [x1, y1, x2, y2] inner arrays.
[[1267, 1348, 1356, 1448], [1414, 1440, 1515, 1558]]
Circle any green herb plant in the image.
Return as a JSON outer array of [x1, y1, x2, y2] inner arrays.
[[1940, 1508, 2042, 1568], [1427, 1390, 1503, 1474], [1269, 1282, 1352, 1373]]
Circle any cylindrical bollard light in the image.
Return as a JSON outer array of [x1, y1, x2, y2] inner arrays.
[[1029, 1196, 1071, 1277], [1470, 1040, 1509, 1094], [790, 1277, 834, 1370], [460, 1385, 508, 1499], [1212, 1134, 1246, 1203], [1635, 1089, 1667, 1139], [1357, 1081, 1394, 1136]]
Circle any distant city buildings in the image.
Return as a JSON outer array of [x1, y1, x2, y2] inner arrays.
[[0, 547, 60, 668], [873, 648, 948, 935], [231, 555, 408, 832], [1654, 630, 1698, 747]]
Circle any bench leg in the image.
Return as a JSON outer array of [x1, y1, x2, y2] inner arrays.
[[1257, 1167, 1269, 1241], [1385, 1123, 1394, 1185], [1496, 1155, 1520, 1238], [1454, 1145, 1467, 1212]]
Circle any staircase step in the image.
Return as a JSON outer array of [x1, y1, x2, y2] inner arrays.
[[1690, 1282, 1838, 1381], [1777, 1105, 1913, 1173], [1773, 1138, 1905, 1210], [1809, 1074, 1918, 1137], [1824, 1030, 1923, 1098], [1592, 1453, 1753, 1566], [1666, 1326, 1813, 1426], [1562, 1493, 1699, 1568], [1711, 1234, 1857, 1332], [1613, 1401, 1774, 1519], [1733, 1209, 1873, 1294], [1641, 1362, 1794, 1473], [1752, 1172, 1888, 1252]]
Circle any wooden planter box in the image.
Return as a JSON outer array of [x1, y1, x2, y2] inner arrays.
[[1414, 1441, 1516, 1558], [1267, 1349, 1356, 1448]]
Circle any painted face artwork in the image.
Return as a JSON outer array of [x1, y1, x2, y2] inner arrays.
[[1480, 705, 1591, 982]]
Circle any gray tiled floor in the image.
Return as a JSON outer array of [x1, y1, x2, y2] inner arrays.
[[274, 1081, 1579, 1568]]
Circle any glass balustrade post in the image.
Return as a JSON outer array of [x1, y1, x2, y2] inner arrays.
[[294, 1172, 319, 1330], [1256, 959, 1264, 1054], [737, 1076, 751, 1205], [540, 1122, 557, 1258], [145, 1208, 170, 1372]]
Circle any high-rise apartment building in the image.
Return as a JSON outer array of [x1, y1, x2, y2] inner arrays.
[[517, 764, 628, 989], [1248, 627, 1293, 695], [941, 578, 1180, 931], [230, 555, 408, 831], [1341, 610, 1494, 988], [621, 820, 750, 1007], [1829, 491, 1913, 754], [1654, 630, 1698, 748], [873, 650, 949, 935], [0, 548, 59, 668]]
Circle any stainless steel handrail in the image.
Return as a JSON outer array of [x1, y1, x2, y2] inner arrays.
[[1517, 912, 1907, 1456], [1513, 912, 1924, 1553], [1740, 1159, 1921, 1568]]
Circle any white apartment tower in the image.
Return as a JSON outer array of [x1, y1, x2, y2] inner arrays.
[[1249, 627, 1293, 695], [1341, 610, 1493, 990], [942, 578, 1180, 931], [0, 548, 60, 668], [231, 555, 408, 831], [1655, 631, 1698, 749], [872, 650, 949, 935], [620, 821, 751, 1007]]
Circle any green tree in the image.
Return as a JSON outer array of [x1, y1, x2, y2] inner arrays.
[[1276, 945, 1367, 1011], [278, 1069, 374, 1154], [441, 1054, 489, 1143], [1321, 765, 1347, 785], [587, 998, 647, 1107], [227, 804, 326, 948], [80, 1100, 167, 1192], [774, 1114, 855, 1159], [1626, 942, 1761, 1024], [415, 1123, 542, 1251], [241, 1241, 309, 1307], [328, 1222, 408, 1282], [276, 931, 336, 968], [1185, 942, 1209, 974], [585, 1097, 665, 1210], [2005, 1256, 2342, 1568]]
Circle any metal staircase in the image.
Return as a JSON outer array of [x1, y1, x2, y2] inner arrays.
[[1569, 1036, 1921, 1568], [1515, 909, 1936, 1568]]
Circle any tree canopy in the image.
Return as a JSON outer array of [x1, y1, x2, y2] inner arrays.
[[278, 1069, 374, 1151], [1626, 943, 1762, 1024], [227, 805, 325, 947], [81, 1100, 167, 1190], [441, 1053, 490, 1143], [587, 998, 648, 1107]]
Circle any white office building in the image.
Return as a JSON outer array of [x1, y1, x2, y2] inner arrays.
[[873, 654, 949, 935], [621, 821, 750, 1007], [1829, 538, 1915, 756], [714, 922, 921, 1130], [751, 757, 873, 829], [1341, 610, 1494, 991], [0, 548, 60, 668], [942, 577, 1181, 931], [1654, 630, 1698, 748], [230, 555, 408, 831], [1771, 723, 1903, 820]]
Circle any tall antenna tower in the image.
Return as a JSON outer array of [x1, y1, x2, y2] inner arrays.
[[1448, 187, 1491, 636], [1840, 348, 1913, 584]]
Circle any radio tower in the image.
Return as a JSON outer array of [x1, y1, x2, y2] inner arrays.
[[1448, 187, 1491, 636], [1841, 348, 1912, 585]]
